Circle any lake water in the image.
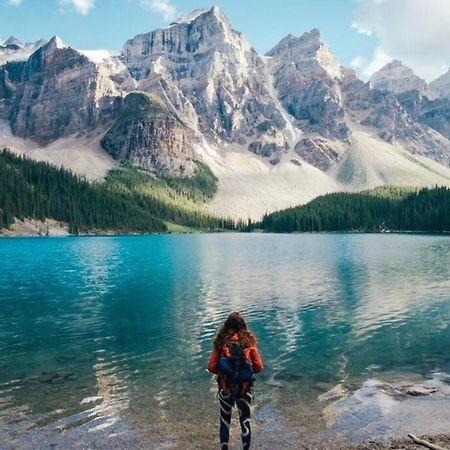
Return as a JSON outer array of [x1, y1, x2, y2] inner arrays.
[[0, 234, 450, 448]]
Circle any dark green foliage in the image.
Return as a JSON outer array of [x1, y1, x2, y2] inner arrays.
[[256, 187, 450, 233], [160, 161, 218, 202], [0, 149, 232, 234], [104, 162, 230, 229], [0, 149, 167, 233], [119, 92, 167, 116]]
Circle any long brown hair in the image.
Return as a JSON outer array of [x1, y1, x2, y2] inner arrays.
[[213, 312, 257, 352]]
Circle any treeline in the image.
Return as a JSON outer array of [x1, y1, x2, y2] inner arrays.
[[255, 187, 450, 233], [160, 161, 218, 202], [104, 163, 237, 229], [0, 150, 235, 234]]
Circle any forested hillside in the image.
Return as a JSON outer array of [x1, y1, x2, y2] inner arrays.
[[256, 187, 450, 233], [0, 150, 234, 234]]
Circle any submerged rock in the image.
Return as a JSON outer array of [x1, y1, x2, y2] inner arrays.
[[38, 371, 76, 384]]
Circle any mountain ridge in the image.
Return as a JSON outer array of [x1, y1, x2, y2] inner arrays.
[[2, 6, 450, 220]]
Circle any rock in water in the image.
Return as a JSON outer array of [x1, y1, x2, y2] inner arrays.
[[38, 371, 75, 384], [401, 385, 438, 397]]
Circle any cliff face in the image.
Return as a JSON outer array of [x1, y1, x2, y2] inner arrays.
[[367, 61, 450, 165], [10, 38, 101, 145], [121, 6, 288, 158], [1, 7, 450, 182], [101, 92, 195, 176], [429, 71, 450, 100], [266, 30, 348, 142], [0, 61, 24, 119]]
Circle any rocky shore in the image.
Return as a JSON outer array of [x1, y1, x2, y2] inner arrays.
[[0, 218, 69, 236], [351, 434, 450, 450], [2, 376, 449, 449]]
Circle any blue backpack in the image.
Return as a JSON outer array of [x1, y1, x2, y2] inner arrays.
[[218, 342, 254, 397]]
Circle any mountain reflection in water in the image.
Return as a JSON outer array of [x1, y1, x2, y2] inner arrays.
[[0, 234, 449, 447]]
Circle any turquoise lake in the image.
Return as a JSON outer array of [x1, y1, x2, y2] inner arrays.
[[1, 234, 450, 448]]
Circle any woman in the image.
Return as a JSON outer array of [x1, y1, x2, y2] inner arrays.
[[207, 312, 264, 450]]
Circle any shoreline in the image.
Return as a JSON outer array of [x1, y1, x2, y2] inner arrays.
[[2, 420, 449, 450], [1, 227, 450, 238], [2, 376, 450, 449]]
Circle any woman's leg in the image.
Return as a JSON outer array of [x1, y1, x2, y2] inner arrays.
[[236, 389, 252, 450], [218, 389, 233, 449]]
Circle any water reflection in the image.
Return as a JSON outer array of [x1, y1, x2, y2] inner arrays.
[[0, 234, 450, 445]]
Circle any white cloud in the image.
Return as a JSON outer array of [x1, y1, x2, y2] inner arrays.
[[350, 56, 367, 69], [58, 0, 95, 15], [7, 0, 22, 5], [139, 0, 177, 21], [353, 0, 450, 81], [350, 21, 372, 36], [362, 46, 392, 78]]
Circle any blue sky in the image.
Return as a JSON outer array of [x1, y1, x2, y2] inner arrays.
[[1, 0, 450, 81]]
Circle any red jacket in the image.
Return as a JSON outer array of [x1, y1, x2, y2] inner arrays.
[[207, 333, 264, 375]]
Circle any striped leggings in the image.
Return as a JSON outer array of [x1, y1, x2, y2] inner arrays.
[[218, 389, 252, 450]]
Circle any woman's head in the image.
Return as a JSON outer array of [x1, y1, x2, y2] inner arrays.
[[223, 311, 248, 333], [213, 311, 256, 351]]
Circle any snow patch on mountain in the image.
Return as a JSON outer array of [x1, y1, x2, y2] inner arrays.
[[0, 37, 46, 65], [3, 9, 450, 220], [77, 49, 112, 64], [3, 36, 23, 48], [173, 8, 210, 24]]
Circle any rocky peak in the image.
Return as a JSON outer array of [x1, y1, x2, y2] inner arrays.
[[44, 35, 66, 51], [0, 37, 47, 66], [267, 29, 343, 80], [266, 29, 347, 143], [172, 6, 228, 28], [3, 36, 23, 48], [20, 36, 89, 82], [172, 8, 210, 24], [122, 6, 253, 80], [121, 6, 287, 156], [9, 37, 104, 145], [35, 36, 69, 61], [3, 6, 450, 184], [428, 69, 450, 99], [267, 29, 321, 54], [370, 60, 427, 94]]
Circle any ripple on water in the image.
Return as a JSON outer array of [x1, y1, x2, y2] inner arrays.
[[0, 234, 450, 445]]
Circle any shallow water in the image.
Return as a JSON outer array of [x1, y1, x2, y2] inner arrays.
[[0, 233, 450, 447]]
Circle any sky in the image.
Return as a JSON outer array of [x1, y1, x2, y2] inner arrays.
[[1, 0, 450, 81]]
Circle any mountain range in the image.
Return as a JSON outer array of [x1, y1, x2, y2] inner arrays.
[[2, 7, 450, 220]]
